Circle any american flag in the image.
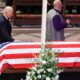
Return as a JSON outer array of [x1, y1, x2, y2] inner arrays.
[[0, 42, 80, 74]]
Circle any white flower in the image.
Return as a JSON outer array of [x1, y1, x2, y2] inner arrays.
[[40, 69, 44, 72], [55, 75, 59, 80], [37, 69, 44, 74], [32, 67, 37, 71], [42, 75, 45, 77], [50, 57, 56, 62], [37, 70, 41, 74], [38, 58, 43, 62], [42, 60, 47, 64], [31, 71, 35, 75], [57, 70, 63, 73], [37, 75, 41, 79], [27, 71, 31, 76], [43, 71, 46, 73], [26, 76, 32, 80], [47, 68, 52, 72], [46, 77, 51, 80], [52, 77, 55, 80]]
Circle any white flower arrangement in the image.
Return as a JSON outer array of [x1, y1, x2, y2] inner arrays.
[[26, 44, 63, 80]]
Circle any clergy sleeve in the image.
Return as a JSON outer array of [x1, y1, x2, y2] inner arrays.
[[52, 15, 67, 31]]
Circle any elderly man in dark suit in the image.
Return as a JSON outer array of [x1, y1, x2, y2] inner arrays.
[[0, 6, 14, 43], [46, 0, 70, 41]]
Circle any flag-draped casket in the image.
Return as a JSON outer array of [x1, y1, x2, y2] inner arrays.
[[0, 42, 80, 74]]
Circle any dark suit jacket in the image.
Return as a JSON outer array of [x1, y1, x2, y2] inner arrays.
[[0, 15, 14, 43]]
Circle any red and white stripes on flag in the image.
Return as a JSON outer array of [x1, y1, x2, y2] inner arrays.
[[0, 42, 80, 73]]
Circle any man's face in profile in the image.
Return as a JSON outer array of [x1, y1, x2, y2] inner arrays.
[[7, 10, 13, 18], [57, 2, 63, 11]]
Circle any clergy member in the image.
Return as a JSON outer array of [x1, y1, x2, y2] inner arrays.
[[46, 0, 70, 41]]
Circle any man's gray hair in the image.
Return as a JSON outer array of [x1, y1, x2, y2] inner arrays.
[[3, 6, 13, 14]]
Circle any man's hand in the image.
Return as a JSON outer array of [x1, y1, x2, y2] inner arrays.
[[14, 40, 21, 42], [66, 19, 70, 24]]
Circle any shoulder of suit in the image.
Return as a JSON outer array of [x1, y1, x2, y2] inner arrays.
[[47, 9, 59, 19], [48, 9, 59, 15], [0, 15, 4, 23]]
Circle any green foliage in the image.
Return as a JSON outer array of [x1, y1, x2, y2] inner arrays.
[[26, 44, 63, 80]]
